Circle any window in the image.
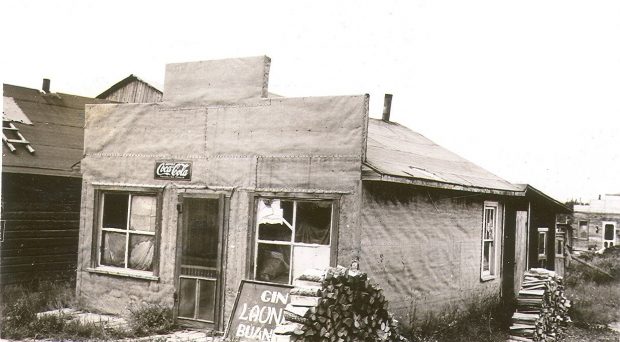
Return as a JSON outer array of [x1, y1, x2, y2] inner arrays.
[[555, 236, 565, 257], [538, 228, 548, 268], [96, 192, 159, 274], [481, 202, 499, 280], [578, 220, 588, 239], [253, 198, 334, 284]]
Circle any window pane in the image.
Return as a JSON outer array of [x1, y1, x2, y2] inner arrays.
[[102, 194, 129, 229], [101, 231, 126, 267], [282, 200, 293, 226], [178, 278, 196, 318], [130, 195, 157, 232], [538, 233, 546, 255], [482, 241, 492, 272], [256, 243, 290, 284], [258, 223, 292, 241], [292, 245, 330, 281], [295, 201, 331, 244], [197, 280, 217, 322], [257, 199, 286, 225], [128, 234, 154, 271], [579, 221, 588, 239], [604, 224, 614, 240], [484, 208, 495, 240], [182, 198, 219, 269]]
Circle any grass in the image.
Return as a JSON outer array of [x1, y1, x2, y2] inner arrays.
[[564, 246, 620, 327], [402, 293, 510, 342], [0, 280, 176, 340]]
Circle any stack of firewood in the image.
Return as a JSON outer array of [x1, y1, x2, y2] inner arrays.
[[272, 266, 406, 342], [507, 268, 571, 342]]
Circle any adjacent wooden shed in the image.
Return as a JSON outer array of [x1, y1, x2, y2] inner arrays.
[[1, 83, 106, 286], [96, 74, 163, 103], [76, 56, 555, 331]]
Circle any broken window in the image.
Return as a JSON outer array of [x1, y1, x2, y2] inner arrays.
[[577, 220, 588, 240], [98, 192, 158, 272], [254, 198, 333, 284], [481, 202, 499, 279]]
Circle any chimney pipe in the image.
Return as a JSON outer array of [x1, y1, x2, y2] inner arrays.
[[382, 94, 393, 122], [42, 78, 51, 93]]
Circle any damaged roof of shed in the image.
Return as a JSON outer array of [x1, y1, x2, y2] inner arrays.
[[2, 84, 108, 177], [363, 118, 523, 195], [515, 184, 572, 214]]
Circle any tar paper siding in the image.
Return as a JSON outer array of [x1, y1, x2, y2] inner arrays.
[[359, 181, 504, 323], [76, 95, 368, 324], [1, 173, 81, 286]]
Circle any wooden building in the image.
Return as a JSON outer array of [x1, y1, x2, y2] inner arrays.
[[501, 184, 571, 299], [564, 194, 620, 252], [75, 56, 566, 330], [1, 82, 106, 286], [96, 74, 162, 103]]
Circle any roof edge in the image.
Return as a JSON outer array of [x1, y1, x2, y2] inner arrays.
[[363, 163, 524, 197]]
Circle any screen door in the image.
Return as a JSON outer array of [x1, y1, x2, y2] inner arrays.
[[177, 196, 223, 327]]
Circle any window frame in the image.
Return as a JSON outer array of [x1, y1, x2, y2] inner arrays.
[[480, 201, 500, 281], [89, 187, 163, 280], [577, 220, 589, 240], [247, 193, 340, 285]]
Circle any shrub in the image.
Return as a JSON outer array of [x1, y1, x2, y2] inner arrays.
[[127, 303, 175, 336]]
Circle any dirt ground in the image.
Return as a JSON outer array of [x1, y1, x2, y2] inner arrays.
[[564, 325, 620, 342]]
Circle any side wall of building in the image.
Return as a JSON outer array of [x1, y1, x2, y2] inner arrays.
[[359, 181, 505, 324], [1, 173, 81, 286]]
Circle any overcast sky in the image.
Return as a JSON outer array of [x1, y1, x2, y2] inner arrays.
[[2, 0, 619, 202]]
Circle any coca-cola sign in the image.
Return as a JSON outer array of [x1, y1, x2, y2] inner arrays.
[[154, 161, 192, 181]]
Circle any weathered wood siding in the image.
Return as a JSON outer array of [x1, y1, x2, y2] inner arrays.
[[1, 173, 81, 286], [102, 80, 162, 103]]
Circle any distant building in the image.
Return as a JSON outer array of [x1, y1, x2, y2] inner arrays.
[[1, 81, 107, 286], [565, 194, 620, 251], [97, 74, 162, 103]]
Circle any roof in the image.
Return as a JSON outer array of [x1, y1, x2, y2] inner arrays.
[[574, 194, 620, 215], [363, 118, 523, 195], [2, 84, 107, 177], [96, 74, 162, 99], [515, 184, 572, 214]]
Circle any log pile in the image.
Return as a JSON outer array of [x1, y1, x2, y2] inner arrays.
[[272, 266, 407, 342], [507, 268, 571, 342]]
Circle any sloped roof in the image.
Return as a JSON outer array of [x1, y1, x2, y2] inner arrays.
[[96, 74, 162, 99], [363, 118, 522, 195], [2, 84, 107, 177], [515, 184, 572, 213]]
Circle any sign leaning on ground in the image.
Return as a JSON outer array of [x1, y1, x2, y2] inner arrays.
[[225, 280, 294, 342]]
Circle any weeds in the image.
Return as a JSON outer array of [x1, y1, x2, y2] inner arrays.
[[403, 293, 510, 342], [564, 246, 620, 327], [0, 281, 175, 340], [128, 302, 176, 336]]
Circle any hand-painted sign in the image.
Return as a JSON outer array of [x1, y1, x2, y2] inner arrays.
[[154, 161, 191, 180], [225, 280, 293, 342]]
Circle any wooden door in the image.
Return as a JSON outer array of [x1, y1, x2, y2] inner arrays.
[[514, 211, 528, 294]]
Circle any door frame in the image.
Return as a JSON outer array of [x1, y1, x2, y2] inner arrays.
[[174, 192, 227, 330], [601, 221, 617, 248]]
